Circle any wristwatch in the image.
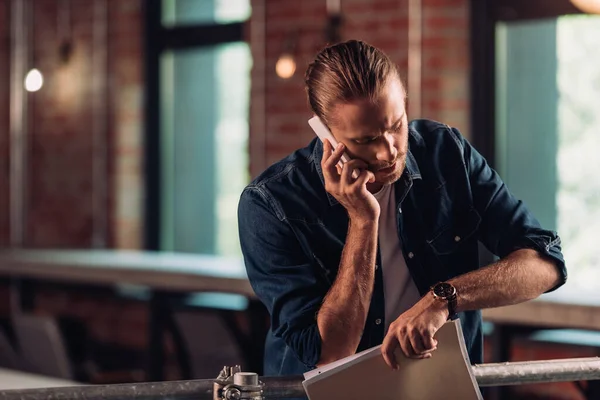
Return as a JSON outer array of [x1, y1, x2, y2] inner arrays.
[[431, 282, 458, 320]]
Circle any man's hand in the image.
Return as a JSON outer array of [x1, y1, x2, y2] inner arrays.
[[381, 293, 449, 369], [322, 139, 380, 223]]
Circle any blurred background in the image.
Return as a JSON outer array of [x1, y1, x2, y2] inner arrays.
[[0, 0, 599, 399]]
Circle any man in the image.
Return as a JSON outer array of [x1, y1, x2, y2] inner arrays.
[[238, 40, 566, 377]]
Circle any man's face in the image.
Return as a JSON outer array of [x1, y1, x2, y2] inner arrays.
[[328, 78, 408, 187]]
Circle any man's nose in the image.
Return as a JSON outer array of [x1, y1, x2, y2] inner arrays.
[[376, 133, 397, 162]]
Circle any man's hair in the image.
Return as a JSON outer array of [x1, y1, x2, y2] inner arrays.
[[304, 40, 402, 125]]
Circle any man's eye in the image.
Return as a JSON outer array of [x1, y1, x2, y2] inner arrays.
[[355, 137, 378, 145]]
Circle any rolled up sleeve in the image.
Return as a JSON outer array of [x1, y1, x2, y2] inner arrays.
[[238, 186, 325, 368], [450, 127, 567, 291]]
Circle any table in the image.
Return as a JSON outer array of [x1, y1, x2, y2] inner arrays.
[[0, 250, 254, 297], [483, 289, 600, 330], [0, 367, 78, 390], [0, 250, 261, 382], [482, 287, 600, 400]]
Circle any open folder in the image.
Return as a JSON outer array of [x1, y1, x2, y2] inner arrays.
[[302, 320, 483, 400]]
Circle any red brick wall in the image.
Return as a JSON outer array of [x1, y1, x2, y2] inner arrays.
[[257, 0, 331, 170], [250, 0, 470, 176], [3, 0, 470, 244], [0, 0, 143, 249], [421, 0, 470, 136], [28, 0, 97, 247], [0, 0, 9, 246]]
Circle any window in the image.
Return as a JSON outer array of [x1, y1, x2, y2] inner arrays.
[[495, 15, 600, 293], [160, 43, 250, 256], [162, 0, 251, 26], [146, 0, 251, 256]]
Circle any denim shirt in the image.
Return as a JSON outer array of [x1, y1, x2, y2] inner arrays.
[[238, 119, 567, 376]]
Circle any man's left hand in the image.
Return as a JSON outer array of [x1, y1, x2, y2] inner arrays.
[[381, 293, 449, 369]]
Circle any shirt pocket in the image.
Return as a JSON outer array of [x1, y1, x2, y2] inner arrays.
[[426, 207, 482, 256]]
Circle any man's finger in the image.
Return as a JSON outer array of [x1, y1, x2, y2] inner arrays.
[[398, 335, 416, 358], [322, 138, 333, 159], [350, 167, 375, 188], [421, 333, 438, 352], [409, 328, 426, 354], [323, 142, 345, 171], [416, 344, 437, 357], [340, 159, 368, 185], [321, 140, 344, 182], [381, 334, 399, 370]]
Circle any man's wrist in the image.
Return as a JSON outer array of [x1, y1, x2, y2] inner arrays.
[[428, 293, 450, 319], [430, 281, 458, 320], [348, 215, 378, 229]]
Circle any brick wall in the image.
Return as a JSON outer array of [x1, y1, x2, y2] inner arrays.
[[0, 0, 143, 249], [2, 0, 470, 245], [421, 0, 470, 135], [250, 0, 470, 175], [28, 0, 97, 247]]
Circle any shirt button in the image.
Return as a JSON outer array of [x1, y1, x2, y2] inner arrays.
[[408, 252, 414, 259], [375, 264, 379, 270], [454, 236, 461, 242], [375, 318, 382, 325]]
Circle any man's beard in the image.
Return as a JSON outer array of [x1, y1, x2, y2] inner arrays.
[[374, 156, 406, 186]]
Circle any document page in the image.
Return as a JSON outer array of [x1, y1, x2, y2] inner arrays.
[[302, 320, 482, 400]]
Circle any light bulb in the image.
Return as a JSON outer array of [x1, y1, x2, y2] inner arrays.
[[571, 0, 600, 13], [24, 68, 43, 92], [276, 53, 296, 79]]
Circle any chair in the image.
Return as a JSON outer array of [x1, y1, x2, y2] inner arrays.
[[0, 326, 24, 370], [12, 314, 73, 379], [173, 300, 246, 379]]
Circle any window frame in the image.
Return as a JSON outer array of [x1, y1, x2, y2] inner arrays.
[[142, 1, 247, 250], [469, 0, 583, 165]]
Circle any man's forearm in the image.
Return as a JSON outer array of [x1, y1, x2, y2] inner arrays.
[[317, 219, 378, 365], [449, 248, 562, 312]]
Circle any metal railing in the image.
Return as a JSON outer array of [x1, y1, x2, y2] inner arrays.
[[1, 357, 600, 399]]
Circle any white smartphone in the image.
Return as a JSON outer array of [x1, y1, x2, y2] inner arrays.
[[308, 116, 359, 178]]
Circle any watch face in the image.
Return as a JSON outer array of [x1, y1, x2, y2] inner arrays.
[[433, 282, 456, 299]]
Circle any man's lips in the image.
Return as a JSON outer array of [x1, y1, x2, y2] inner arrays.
[[376, 162, 396, 173]]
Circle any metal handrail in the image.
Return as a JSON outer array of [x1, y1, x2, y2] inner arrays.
[[1, 357, 599, 399]]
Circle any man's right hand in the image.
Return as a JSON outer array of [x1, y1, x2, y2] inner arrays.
[[322, 139, 380, 223]]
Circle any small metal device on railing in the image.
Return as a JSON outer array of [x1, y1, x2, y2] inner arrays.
[[213, 365, 264, 400]]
